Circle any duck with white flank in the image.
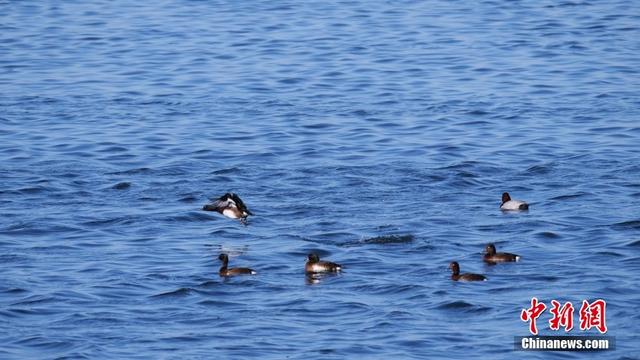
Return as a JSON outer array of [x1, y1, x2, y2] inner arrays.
[[305, 253, 342, 274], [500, 192, 529, 211], [203, 193, 253, 222]]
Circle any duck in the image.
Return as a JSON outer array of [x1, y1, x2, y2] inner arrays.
[[218, 253, 256, 276], [305, 253, 342, 274], [203, 193, 253, 221], [500, 192, 529, 211], [483, 243, 520, 263], [449, 261, 486, 282]]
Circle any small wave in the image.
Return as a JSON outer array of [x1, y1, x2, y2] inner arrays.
[[11, 295, 56, 306], [162, 212, 212, 223], [108, 167, 151, 175], [526, 164, 554, 175], [83, 216, 141, 227], [611, 220, 640, 230], [465, 109, 489, 116], [625, 239, 640, 247], [550, 192, 590, 201], [178, 195, 199, 203], [1, 288, 28, 294], [17, 186, 50, 194], [436, 300, 487, 312], [594, 251, 623, 257], [210, 167, 241, 175], [535, 231, 560, 239], [359, 234, 415, 245], [112, 181, 131, 190], [0, 254, 29, 263], [150, 288, 194, 298], [198, 300, 237, 307], [443, 300, 473, 309], [0, 223, 81, 236], [459, 120, 491, 126], [13, 336, 75, 351]]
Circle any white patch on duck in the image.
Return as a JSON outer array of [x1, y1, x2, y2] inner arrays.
[[222, 208, 241, 218], [500, 192, 529, 211]]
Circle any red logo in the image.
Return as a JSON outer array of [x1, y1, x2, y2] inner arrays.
[[521, 298, 607, 335], [549, 300, 574, 332], [579, 299, 607, 334], [520, 297, 547, 335]]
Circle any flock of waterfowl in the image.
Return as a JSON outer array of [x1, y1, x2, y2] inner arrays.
[[203, 192, 528, 282]]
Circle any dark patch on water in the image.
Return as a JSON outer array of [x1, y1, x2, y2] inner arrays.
[[536, 231, 561, 239], [150, 288, 194, 299], [342, 234, 415, 247], [550, 192, 591, 201], [361, 234, 414, 244], [112, 181, 131, 190], [439, 300, 475, 309], [625, 239, 640, 248], [611, 220, 640, 230]]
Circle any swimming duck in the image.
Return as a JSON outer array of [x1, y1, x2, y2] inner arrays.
[[218, 253, 256, 276], [203, 193, 253, 221], [305, 253, 342, 274], [500, 192, 529, 211], [449, 261, 486, 282], [483, 243, 520, 263]]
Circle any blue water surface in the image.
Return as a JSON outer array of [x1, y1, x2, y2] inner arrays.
[[1, 1, 639, 359]]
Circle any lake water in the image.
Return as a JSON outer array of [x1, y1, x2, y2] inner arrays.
[[1, 1, 639, 359]]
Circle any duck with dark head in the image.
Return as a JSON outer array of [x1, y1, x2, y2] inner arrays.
[[449, 261, 486, 282], [218, 253, 256, 277], [305, 253, 342, 274], [203, 193, 253, 223], [500, 192, 529, 211], [483, 243, 520, 264]]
